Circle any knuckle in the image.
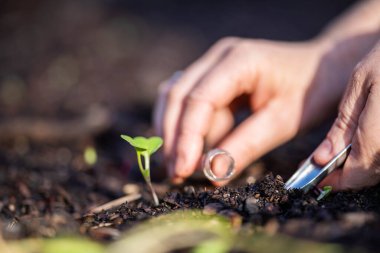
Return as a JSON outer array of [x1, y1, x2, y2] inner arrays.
[[369, 78, 380, 96], [184, 90, 210, 108], [369, 69, 380, 87], [231, 40, 252, 56], [167, 85, 185, 103], [215, 37, 240, 48], [334, 110, 356, 132], [351, 63, 366, 85]]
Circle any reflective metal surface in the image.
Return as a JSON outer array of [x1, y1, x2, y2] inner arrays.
[[285, 144, 352, 193], [203, 149, 235, 182]]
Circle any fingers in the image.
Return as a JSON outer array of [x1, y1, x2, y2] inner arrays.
[[153, 71, 183, 136], [156, 38, 239, 178], [171, 46, 259, 180], [212, 101, 297, 186], [319, 66, 380, 190], [205, 108, 234, 148], [170, 107, 234, 184], [313, 64, 369, 166]]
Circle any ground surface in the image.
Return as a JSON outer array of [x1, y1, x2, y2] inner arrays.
[[3, 1, 380, 253]]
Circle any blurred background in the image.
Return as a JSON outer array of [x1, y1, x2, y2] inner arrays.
[[0, 0, 359, 183], [0, 0, 361, 239], [0, 0, 356, 119]]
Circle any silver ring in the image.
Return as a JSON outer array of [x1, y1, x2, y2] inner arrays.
[[203, 149, 235, 182]]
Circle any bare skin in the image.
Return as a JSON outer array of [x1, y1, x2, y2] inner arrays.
[[154, 0, 380, 187], [314, 40, 380, 190]]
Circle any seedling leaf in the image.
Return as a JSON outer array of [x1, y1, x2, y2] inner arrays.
[[121, 135, 163, 155], [317, 186, 332, 201]]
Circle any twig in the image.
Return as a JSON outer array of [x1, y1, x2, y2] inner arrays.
[[88, 193, 141, 214]]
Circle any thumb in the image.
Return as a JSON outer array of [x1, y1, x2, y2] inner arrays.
[[313, 69, 368, 166]]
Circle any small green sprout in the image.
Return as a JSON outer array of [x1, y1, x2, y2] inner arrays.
[[121, 135, 163, 206], [317, 186, 332, 201], [84, 146, 97, 166]]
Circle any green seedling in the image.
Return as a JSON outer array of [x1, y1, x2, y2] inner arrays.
[[121, 135, 163, 206], [317, 186, 332, 201]]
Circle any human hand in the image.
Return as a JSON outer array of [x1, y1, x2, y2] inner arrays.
[[313, 40, 380, 190], [154, 37, 351, 185]]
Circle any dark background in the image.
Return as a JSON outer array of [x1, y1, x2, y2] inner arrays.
[[0, 0, 356, 119]]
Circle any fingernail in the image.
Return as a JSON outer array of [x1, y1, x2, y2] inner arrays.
[[171, 177, 184, 185], [314, 139, 332, 165]]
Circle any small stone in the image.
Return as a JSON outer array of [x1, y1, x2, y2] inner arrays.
[[223, 193, 230, 198], [245, 197, 260, 214], [8, 204, 15, 212], [84, 215, 95, 223], [112, 217, 123, 225], [123, 184, 140, 195], [184, 186, 196, 195], [275, 175, 283, 182], [280, 195, 289, 203], [254, 193, 260, 199]]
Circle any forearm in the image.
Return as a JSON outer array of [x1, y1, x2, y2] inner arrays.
[[316, 0, 380, 68], [321, 0, 380, 41]]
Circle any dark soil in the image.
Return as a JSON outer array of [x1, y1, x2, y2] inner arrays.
[[81, 174, 380, 252]]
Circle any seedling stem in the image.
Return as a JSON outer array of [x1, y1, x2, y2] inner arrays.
[[121, 135, 162, 206]]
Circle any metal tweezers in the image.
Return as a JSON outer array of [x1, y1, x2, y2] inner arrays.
[[284, 144, 352, 193]]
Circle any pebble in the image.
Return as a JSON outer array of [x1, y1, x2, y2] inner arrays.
[[245, 197, 260, 214], [112, 217, 123, 225], [280, 195, 289, 203], [184, 186, 196, 195], [123, 184, 140, 195], [84, 215, 95, 223]]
